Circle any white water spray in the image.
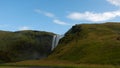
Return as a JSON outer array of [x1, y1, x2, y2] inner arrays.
[[51, 34, 63, 50]]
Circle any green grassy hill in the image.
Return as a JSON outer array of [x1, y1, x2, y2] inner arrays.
[[0, 30, 54, 63], [48, 23, 120, 65]]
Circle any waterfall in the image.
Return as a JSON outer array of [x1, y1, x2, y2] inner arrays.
[[51, 34, 64, 51], [51, 35, 56, 50]]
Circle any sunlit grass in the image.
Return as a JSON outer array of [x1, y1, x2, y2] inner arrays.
[[2, 59, 120, 68], [0, 66, 27, 68]]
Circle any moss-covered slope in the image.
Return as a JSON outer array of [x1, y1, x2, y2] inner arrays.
[[0, 30, 54, 63], [48, 23, 120, 64]]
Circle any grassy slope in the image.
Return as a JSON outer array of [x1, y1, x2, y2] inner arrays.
[[3, 23, 120, 68], [3, 59, 120, 68], [0, 30, 54, 63], [48, 23, 120, 65]]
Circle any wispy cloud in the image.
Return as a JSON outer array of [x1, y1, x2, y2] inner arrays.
[[19, 26, 30, 30], [53, 19, 70, 25], [35, 9, 70, 25], [0, 24, 9, 27], [67, 10, 120, 22], [44, 12, 55, 18], [34, 9, 56, 18], [107, 0, 120, 7]]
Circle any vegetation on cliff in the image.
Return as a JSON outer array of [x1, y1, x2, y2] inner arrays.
[[48, 23, 120, 65], [0, 30, 54, 63]]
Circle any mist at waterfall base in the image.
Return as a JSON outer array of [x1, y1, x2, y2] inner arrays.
[[51, 34, 64, 51]]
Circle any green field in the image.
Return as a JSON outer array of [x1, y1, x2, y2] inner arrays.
[[2, 59, 120, 68], [0, 65, 120, 68], [0, 67, 26, 68]]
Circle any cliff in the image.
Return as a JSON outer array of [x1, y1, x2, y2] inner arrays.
[[0, 30, 54, 63], [48, 23, 120, 64]]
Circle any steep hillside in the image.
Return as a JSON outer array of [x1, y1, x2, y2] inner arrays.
[[48, 23, 120, 64], [0, 30, 54, 63]]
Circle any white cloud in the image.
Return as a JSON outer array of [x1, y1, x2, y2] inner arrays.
[[19, 26, 29, 30], [67, 10, 120, 22], [35, 9, 70, 26], [53, 19, 69, 25], [0, 24, 9, 27], [34, 9, 55, 18], [34, 9, 42, 13], [107, 0, 120, 6], [44, 12, 55, 18]]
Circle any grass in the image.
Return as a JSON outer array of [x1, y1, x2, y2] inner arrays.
[[48, 23, 120, 64], [1, 59, 120, 68], [0, 65, 120, 68], [0, 30, 54, 62], [1, 23, 120, 67], [0, 66, 26, 68]]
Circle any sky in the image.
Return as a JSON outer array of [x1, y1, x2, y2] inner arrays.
[[0, 0, 120, 34]]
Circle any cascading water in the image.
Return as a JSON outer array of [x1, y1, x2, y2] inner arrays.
[[51, 34, 64, 51], [51, 35, 56, 50]]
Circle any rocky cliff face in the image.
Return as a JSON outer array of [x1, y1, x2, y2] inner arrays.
[[0, 30, 54, 63]]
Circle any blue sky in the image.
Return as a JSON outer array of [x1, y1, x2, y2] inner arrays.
[[0, 0, 120, 34]]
